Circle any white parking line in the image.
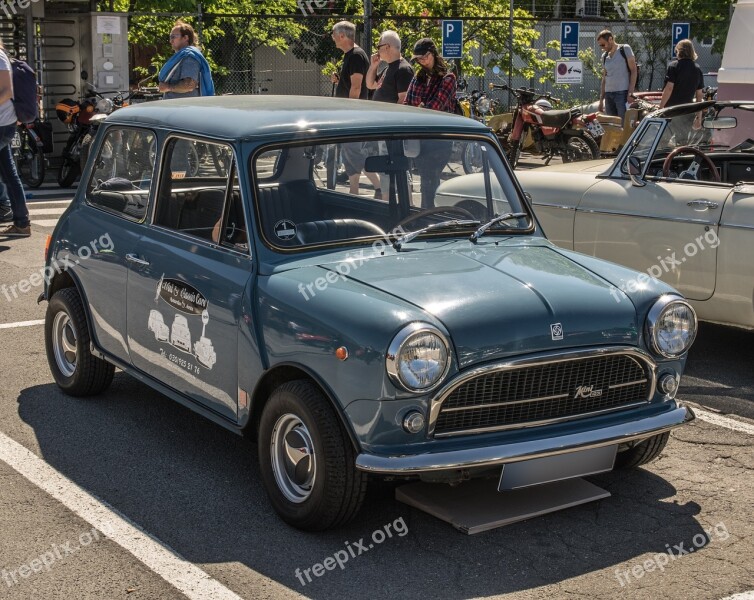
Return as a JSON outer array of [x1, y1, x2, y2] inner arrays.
[[0, 319, 45, 329], [28, 208, 67, 216], [722, 593, 754, 599], [693, 407, 754, 436], [0, 431, 244, 600], [31, 219, 61, 227]]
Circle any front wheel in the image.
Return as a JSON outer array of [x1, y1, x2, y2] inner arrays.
[[57, 157, 80, 187], [462, 142, 483, 174], [15, 130, 45, 188], [615, 432, 670, 469], [561, 132, 600, 163], [45, 288, 114, 396], [258, 380, 367, 531]]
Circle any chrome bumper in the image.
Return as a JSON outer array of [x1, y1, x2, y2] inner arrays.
[[355, 405, 694, 474]]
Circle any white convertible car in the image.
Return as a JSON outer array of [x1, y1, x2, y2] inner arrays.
[[437, 101, 754, 330]]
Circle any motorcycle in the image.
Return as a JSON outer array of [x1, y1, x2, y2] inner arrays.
[[487, 82, 601, 168], [55, 82, 104, 187], [459, 89, 500, 173]]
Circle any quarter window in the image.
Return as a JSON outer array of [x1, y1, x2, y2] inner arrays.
[[86, 127, 155, 221]]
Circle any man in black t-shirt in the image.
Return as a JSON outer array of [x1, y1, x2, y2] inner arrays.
[[366, 30, 414, 104], [660, 39, 705, 144], [330, 21, 381, 197]]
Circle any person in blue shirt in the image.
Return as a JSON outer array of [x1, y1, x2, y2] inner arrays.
[[158, 20, 214, 99]]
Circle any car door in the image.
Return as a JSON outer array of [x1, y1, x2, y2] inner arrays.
[[126, 136, 252, 421], [72, 126, 156, 363], [573, 121, 727, 301]]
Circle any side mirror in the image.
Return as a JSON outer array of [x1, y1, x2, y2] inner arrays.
[[81, 70, 88, 81], [628, 155, 646, 187]]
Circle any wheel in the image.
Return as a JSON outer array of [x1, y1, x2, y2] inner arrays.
[[561, 132, 600, 163], [506, 138, 522, 169], [614, 432, 670, 469], [258, 380, 367, 531], [462, 142, 483, 174], [15, 130, 45, 188], [45, 288, 114, 396], [57, 158, 80, 187]]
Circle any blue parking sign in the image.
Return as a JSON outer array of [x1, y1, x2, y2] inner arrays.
[[442, 20, 463, 59], [672, 23, 690, 58], [561, 22, 579, 58]]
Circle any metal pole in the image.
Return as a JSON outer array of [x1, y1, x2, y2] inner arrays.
[[364, 0, 372, 53], [508, 0, 513, 110]]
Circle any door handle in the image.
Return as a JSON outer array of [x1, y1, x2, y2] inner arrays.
[[125, 253, 150, 266], [687, 200, 719, 211]]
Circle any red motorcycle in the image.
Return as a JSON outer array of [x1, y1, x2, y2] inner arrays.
[[488, 83, 602, 169]]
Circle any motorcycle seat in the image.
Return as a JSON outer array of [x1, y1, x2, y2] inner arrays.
[[537, 109, 574, 129]]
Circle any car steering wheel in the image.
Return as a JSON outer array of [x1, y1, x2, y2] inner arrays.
[[662, 146, 720, 182], [395, 206, 477, 229]]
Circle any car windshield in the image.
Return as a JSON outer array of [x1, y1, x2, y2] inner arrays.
[[628, 104, 754, 183], [252, 136, 530, 250]]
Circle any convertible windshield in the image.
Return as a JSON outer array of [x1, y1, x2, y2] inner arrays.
[[630, 103, 754, 184], [252, 136, 528, 249]]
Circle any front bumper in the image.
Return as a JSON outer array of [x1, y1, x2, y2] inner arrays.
[[355, 405, 694, 474]]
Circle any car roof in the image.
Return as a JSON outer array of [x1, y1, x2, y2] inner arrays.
[[106, 95, 490, 140]]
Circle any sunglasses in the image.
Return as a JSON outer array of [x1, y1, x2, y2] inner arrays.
[[169, 33, 183, 40], [377, 43, 389, 50]]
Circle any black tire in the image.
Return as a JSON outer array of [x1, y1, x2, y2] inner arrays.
[[506, 138, 522, 169], [15, 129, 45, 188], [561, 132, 600, 163], [462, 142, 483, 174], [614, 432, 670, 469], [57, 158, 80, 187], [258, 380, 367, 531], [45, 288, 114, 396]]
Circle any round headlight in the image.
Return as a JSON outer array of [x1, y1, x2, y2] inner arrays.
[[477, 97, 491, 114], [646, 296, 697, 358], [386, 324, 450, 392]]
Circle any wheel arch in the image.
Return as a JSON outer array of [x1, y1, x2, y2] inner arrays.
[[246, 363, 362, 453], [45, 269, 103, 357]]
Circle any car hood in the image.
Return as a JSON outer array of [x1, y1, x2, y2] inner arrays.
[[326, 243, 639, 368]]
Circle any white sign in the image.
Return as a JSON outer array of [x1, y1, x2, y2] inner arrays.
[[555, 60, 583, 84], [96, 16, 121, 35]]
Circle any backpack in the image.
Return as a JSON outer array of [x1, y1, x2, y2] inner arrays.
[[602, 44, 641, 92], [4, 52, 39, 123]]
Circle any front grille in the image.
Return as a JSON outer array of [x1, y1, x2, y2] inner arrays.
[[432, 353, 652, 437]]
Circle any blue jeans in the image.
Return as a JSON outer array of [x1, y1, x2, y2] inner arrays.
[[0, 124, 28, 227], [604, 90, 628, 120], [0, 182, 9, 207]]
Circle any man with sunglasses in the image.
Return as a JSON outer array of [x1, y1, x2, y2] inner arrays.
[[366, 30, 413, 104], [158, 20, 214, 99]]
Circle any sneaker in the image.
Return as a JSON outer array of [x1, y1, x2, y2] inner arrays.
[[0, 224, 31, 237], [0, 206, 12, 223]]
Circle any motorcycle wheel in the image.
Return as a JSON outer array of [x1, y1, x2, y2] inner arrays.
[[15, 130, 45, 188], [561, 132, 600, 163], [462, 143, 483, 174], [57, 157, 81, 188], [506, 139, 522, 169]]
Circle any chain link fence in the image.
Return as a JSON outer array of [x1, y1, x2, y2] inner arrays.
[[135, 14, 724, 108]]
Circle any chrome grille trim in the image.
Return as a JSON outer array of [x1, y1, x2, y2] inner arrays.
[[428, 346, 657, 438]]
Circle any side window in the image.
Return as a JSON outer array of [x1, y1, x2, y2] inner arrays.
[[86, 127, 155, 221], [622, 121, 662, 176], [154, 137, 246, 250]]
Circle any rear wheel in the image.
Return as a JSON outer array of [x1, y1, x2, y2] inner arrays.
[[14, 129, 45, 188], [45, 288, 114, 396], [561, 132, 600, 163], [258, 380, 367, 530], [462, 143, 483, 174], [615, 432, 670, 468], [57, 157, 80, 187]]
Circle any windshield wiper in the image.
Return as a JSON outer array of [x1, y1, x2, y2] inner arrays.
[[393, 219, 480, 251], [469, 212, 528, 242]]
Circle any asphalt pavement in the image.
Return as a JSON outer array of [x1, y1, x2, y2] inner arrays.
[[0, 176, 752, 600]]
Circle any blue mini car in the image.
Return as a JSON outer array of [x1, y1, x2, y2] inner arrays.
[[42, 96, 697, 530]]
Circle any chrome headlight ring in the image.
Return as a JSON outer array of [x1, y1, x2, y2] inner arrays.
[[646, 295, 698, 359], [386, 323, 451, 393]]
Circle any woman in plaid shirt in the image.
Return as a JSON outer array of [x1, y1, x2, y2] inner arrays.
[[404, 38, 457, 208]]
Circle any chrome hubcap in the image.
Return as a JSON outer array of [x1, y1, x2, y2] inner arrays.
[[52, 311, 77, 378], [270, 413, 316, 503]]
